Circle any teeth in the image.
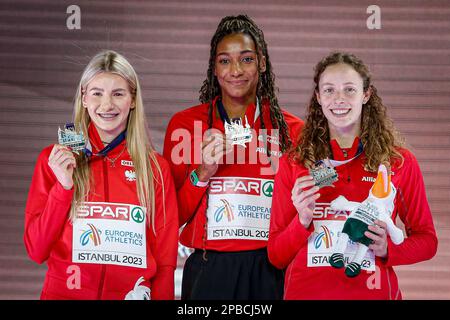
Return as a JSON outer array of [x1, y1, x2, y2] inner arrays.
[[331, 109, 350, 115], [98, 114, 117, 118]]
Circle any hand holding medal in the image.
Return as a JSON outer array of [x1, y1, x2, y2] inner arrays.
[[290, 159, 339, 228], [48, 144, 77, 190], [196, 133, 233, 182], [291, 175, 321, 228]]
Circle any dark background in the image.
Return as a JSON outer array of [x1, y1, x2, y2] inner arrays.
[[0, 0, 449, 299]]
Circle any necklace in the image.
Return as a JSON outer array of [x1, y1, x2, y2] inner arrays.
[[103, 145, 126, 167]]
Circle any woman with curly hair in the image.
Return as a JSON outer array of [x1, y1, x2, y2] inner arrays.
[[268, 52, 437, 299], [163, 15, 303, 299]]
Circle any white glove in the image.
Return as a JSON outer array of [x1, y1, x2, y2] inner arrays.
[[125, 276, 151, 300]]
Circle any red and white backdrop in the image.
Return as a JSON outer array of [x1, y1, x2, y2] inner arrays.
[[0, 0, 449, 299]]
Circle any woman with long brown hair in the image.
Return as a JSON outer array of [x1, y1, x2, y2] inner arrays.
[[268, 52, 437, 299]]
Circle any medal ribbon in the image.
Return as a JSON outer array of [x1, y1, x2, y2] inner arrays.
[[216, 98, 260, 125], [83, 130, 127, 158], [316, 140, 364, 168]]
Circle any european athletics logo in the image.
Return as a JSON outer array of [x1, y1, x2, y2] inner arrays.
[[314, 225, 333, 249], [213, 199, 235, 223], [80, 223, 102, 246]]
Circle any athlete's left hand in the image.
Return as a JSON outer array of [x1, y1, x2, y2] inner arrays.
[[365, 220, 388, 258]]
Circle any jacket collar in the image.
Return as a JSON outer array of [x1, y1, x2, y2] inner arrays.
[[87, 123, 127, 156], [330, 136, 361, 161], [211, 96, 269, 131]]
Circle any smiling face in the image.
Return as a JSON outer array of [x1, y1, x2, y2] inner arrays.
[[214, 33, 266, 106], [82, 72, 134, 143], [316, 63, 371, 139]]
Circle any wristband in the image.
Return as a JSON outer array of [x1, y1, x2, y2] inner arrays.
[[190, 169, 209, 187]]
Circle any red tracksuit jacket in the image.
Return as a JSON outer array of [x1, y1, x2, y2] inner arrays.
[[268, 137, 438, 299], [163, 99, 303, 251], [24, 124, 178, 299]]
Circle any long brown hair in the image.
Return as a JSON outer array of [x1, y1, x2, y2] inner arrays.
[[199, 14, 291, 152], [291, 52, 404, 171]]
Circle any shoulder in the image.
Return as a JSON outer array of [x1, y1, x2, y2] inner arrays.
[[391, 147, 424, 181], [36, 144, 56, 163], [167, 102, 209, 130], [30, 145, 58, 182], [392, 147, 419, 170], [280, 108, 304, 139], [277, 153, 308, 177], [398, 147, 416, 161], [281, 109, 303, 127]]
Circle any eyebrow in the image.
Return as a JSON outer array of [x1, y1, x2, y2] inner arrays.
[[89, 87, 104, 92], [89, 87, 127, 92], [216, 50, 256, 56], [321, 82, 357, 86]]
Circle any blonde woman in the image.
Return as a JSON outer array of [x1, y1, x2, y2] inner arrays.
[[24, 50, 178, 300]]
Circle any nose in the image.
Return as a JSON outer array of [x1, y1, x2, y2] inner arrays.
[[100, 95, 114, 110], [230, 61, 243, 76], [333, 90, 345, 105]]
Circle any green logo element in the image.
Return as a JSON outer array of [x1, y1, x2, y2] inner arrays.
[[262, 181, 274, 197], [131, 207, 145, 223]]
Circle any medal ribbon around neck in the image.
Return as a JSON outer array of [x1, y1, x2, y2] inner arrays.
[[83, 130, 127, 158], [216, 98, 260, 126], [324, 140, 364, 168]]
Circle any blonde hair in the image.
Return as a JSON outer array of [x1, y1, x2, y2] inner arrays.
[[70, 50, 164, 231], [290, 52, 404, 171]]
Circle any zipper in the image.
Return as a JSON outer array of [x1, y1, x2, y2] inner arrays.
[[97, 159, 109, 299], [341, 149, 351, 182], [342, 149, 348, 158]]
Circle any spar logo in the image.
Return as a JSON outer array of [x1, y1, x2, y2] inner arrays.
[[214, 199, 235, 223], [210, 178, 261, 195], [77, 202, 146, 222], [209, 177, 273, 197], [314, 225, 334, 249], [313, 203, 349, 221], [80, 223, 102, 246], [131, 207, 145, 224], [262, 181, 274, 197]]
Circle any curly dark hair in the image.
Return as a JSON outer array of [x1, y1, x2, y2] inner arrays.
[[199, 14, 291, 152], [290, 51, 404, 171]]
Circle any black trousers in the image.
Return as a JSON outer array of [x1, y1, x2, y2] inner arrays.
[[181, 248, 284, 300]]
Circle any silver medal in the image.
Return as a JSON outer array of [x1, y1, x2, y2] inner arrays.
[[310, 159, 338, 188], [58, 123, 86, 154], [224, 115, 253, 148]]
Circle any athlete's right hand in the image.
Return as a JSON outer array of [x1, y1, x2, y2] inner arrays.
[[291, 175, 320, 228], [48, 144, 76, 190], [196, 133, 232, 182]]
